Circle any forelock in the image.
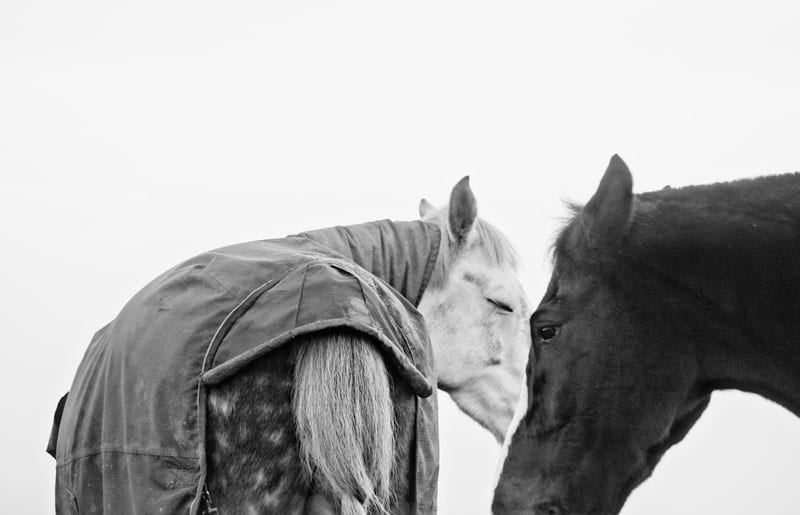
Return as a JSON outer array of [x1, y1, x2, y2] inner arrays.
[[473, 218, 520, 271], [551, 202, 585, 269]]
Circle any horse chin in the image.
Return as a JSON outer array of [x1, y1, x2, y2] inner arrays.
[[607, 442, 666, 514], [446, 384, 512, 442], [610, 464, 655, 515]]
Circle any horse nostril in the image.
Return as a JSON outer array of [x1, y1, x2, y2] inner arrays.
[[534, 500, 564, 515]]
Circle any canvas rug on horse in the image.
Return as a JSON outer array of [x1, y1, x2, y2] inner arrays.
[[49, 220, 442, 514]]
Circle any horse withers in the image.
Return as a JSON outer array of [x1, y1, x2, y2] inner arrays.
[[51, 177, 530, 515], [493, 156, 800, 514]]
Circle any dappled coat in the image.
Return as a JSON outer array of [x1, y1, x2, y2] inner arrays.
[[49, 220, 441, 514]]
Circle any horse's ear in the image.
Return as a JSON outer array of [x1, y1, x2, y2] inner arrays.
[[583, 155, 633, 246], [418, 198, 436, 218], [448, 176, 478, 245]]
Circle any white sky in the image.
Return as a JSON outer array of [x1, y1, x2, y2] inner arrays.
[[2, 1, 799, 513]]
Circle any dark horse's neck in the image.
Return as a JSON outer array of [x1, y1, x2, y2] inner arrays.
[[296, 219, 441, 307], [633, 173, 800, 417]]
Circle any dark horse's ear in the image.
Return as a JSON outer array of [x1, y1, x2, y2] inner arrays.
[[583, 155, 633, 246], [448, 176, 477, 245]]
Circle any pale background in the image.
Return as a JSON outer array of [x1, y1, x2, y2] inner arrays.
[[2, 1, 799, 513]]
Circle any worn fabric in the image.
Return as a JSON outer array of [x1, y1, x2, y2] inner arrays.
[[52, 219, 441, 514]]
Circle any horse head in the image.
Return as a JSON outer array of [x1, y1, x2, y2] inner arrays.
[[418, 177, 531, 442], [494, 156, 712, 514]]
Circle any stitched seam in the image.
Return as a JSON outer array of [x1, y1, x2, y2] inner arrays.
[[58, 448, 199, 467]]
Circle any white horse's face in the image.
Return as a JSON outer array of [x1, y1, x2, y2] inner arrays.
[[417, 178, 530, 442]]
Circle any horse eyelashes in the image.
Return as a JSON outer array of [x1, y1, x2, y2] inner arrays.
[[487, 298, 514, 313]]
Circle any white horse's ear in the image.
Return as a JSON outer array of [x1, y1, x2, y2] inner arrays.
[[419, 198, 436, 218], [448, 176, 477, 245]]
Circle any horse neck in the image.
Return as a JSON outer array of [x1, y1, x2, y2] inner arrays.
[[634, 175, 800, 416], [297, 219, 441, 306]]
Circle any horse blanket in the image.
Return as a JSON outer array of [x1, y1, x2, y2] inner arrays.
[[49, 219, 441, 514]]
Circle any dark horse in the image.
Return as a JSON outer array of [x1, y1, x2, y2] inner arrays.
[[494, 155, 800, 514]]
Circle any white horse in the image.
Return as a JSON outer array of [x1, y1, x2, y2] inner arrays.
[[204, 177, 530, 514], [418, 181, 531, 441]]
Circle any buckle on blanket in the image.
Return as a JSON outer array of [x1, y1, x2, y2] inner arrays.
[[201, 484, 219, 515]]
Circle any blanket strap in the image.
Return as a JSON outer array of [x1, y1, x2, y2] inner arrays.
[[200, 484, 219, 515], [46, 392, 69, 459]]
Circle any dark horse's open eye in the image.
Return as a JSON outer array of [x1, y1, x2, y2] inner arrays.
[[537, 325, 559, 342]]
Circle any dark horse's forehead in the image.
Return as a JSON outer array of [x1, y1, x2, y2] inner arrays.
[[550, 204, 623, 278], [535, 220, 593, 314], [547, 213, 598, 293]]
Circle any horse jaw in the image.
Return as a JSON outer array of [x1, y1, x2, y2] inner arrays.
[[445, 372, 518, 442]]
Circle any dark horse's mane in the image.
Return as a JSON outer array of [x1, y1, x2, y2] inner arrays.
[[554, 172, 800, 269], [551, 171, 800, 408]]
